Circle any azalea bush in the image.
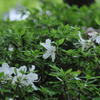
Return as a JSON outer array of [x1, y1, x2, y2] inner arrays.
[[0, 0, 100, 100]]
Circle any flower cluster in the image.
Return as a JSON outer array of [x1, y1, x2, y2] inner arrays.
[[78, 31, 100, 51], [0, 63, 38, 90]]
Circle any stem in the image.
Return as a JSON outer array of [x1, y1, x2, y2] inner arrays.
[[63, 81, 71, 100]]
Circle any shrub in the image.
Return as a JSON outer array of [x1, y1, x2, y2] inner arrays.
[[0, 0, 100, 100]]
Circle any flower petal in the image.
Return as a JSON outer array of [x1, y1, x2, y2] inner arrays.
[[2, 63, 9, 69], [95, 36, 100, 44], [19, 66, 27, 72], [26, 73, 38, 84], [45, 39, 51, 45], [43, 51, 51, 59], [30, 65, 35, 71], [40, 43, 51, 50], [51, 52, 55, 62]]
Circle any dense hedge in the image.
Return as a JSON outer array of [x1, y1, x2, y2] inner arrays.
[[0, 0, 100, 100]]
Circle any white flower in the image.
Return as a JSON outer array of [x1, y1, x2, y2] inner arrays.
[[78, 33, 92, 51], [95, 36, 100, 44], [12, 76, 17, 84], [40, 39, 56, 62], [87, 31, 100, 44], [4, 8, 30, 21], [86, 27, 96, 34], [18, 66, 27, 73], [0, 63, 38, 90], [8, 45, 14, 51], [88, 32, 98, 37], [29, 65, 35, 72], [12, 74, 26, 85], [25, 73, 38, 90], [88, 32, 98, 41], [9, 98, 13, 100], [12, 66, 27, 84], [12, 72, 38, 90], [27, 73, 38, 82], [0, 63, 14, 76], [46, 10, 52, 16], [12, 65, 38, 90]]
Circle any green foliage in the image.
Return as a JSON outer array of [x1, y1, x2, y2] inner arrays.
[[93, 97, 100, 100], [0, 0, 100, 100]]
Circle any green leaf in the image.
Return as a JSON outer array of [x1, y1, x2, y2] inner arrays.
[[0, 72, 4, 78], [40, 87, 56, 96], [93, 97, 100, 100], [56, 38, 64, 46], [95, 17, 100, 25], [65, 69, 72, 74]]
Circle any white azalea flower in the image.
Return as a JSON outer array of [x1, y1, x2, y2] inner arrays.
[[9, 98, 13, 100], [12, 74, 26, 85], [19, 72, 38, 90], [88, 31, 98, 37], [8, 45, 14, 51], [0, 63, 38, 90], [88, 32, 98, 41], [0, 63, 14, 76], [29, 65, 35, 72], [86, 27, 96, 34], [25, 73, 38, 90], [16, 66, 27, 77], [95, 36, 100, 44], [12, 65, 27, 84], [18, 66, 27, 73], [78, 33, 92, 51], [12, 65, 38, 90], [4, 8, 30, 21], [46, 10, 52, 16], [12, 76, 17, 84], [40, 39, 56, 62], [27, 73, 38, 82], [9, 9, 30, 21], [88, 31, 100, 44]]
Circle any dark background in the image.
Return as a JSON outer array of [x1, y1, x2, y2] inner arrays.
[[63, 0, 95, 7]]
